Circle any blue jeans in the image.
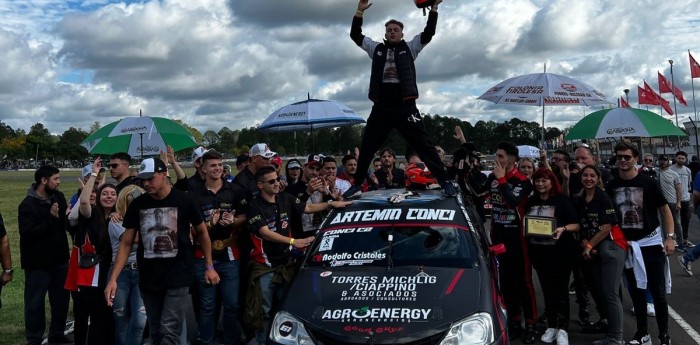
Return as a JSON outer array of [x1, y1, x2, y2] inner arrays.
[[140, 286, 190, 345], [255, 271, 288, 345], [195, 260, 240, 345], [24, 265, 70, 345], [111, 267, 147, 345], [683, 243, 700, 262]]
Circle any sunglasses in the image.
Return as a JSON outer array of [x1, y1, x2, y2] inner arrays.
[[109, 163, 121, 169], [643, 159, 653, 162], [616, 154, 634, 161], [261, 177, 281, 185]]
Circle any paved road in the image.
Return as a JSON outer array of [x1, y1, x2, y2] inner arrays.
[[506, 213, 700, 345]]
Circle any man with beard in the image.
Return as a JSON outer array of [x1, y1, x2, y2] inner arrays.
[[343, 0, 456, 199], [285, 154, 327, 237], [670, 151, 694, 248], [485, 142, 537, 344], [607, 142, 675, 345], [18, 165, 71, 345], [338, 154, 369, 192]]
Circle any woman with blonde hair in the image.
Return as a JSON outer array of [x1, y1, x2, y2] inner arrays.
[[108, 183, 147, 345]]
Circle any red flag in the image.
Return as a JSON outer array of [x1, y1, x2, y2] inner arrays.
[[620, 96, 631, 108], [643, 81, 673, 115], [638, 85, 659, 105], [691, 52, 700, 78], [658, 71, 688, 106]]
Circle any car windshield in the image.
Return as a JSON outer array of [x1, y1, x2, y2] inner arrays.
[[305, 225, 477, 268]]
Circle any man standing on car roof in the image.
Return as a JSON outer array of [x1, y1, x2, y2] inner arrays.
[[486, 141, 538, 344]]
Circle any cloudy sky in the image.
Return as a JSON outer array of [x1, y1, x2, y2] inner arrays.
[[1, 0, 699, 137]]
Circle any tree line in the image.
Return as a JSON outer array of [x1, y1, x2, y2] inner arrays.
[[0, 115, 564, 165]]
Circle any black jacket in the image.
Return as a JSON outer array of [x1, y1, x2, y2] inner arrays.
[[18, 185, 69, 269]]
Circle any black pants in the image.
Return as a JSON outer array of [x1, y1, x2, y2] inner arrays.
[[354, 101, 447, 185], [73, 286, 115, 345], [495, 229, 538, 325], [24, 265, 70, 345], [530, 242, 575, 331], [625, 245, 669, 336]]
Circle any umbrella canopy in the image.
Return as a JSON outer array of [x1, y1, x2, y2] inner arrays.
[[478, 72, 613, 143], [80, 116, 197, 157], [565, 107, 687, 140], [258, 98, 365, 133], [517, 145, 540, 158]]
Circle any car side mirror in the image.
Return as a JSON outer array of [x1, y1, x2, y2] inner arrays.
[[489, 243, 506, 256]]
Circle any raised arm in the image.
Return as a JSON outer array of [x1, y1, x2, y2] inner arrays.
[[350, 0, 372, 46]]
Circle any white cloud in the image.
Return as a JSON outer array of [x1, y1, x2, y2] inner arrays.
[[0, 0, 698, 141]]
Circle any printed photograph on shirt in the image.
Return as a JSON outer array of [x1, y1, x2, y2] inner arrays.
[[140, 207, 179, 258], [526, 205, 555, 218], [612, 187, 644, 229]]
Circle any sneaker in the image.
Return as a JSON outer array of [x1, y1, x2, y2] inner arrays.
[[556, 329, 569, 345], [522, 324, 537, 344], [676, 246, 687, 253], [646, 303, 656, 317], [583, 320, 608, 333], [441, 180, 457, 197], [541, 328, 558, 343], [342, 184, 362, 199], [678, 255, 693, 276], [659, 333, 671, 345], [685, 240, 695, 247], [628, 333, 651, 345]]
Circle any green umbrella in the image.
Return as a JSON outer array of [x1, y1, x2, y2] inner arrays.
[[565, 107, 687, 140], [80, 116, 197, 157]]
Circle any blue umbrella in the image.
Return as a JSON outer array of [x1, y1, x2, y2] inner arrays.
[[258, 97, 365, 133]]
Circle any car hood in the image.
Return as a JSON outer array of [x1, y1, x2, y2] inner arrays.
[[283, 266, 485, 342]]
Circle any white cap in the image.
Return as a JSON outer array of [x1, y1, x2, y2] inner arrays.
[[249, 143, 277, 159], [191, 146, 210, 163]]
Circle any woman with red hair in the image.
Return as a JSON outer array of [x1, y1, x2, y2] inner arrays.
[[525, 168, 580, 345]]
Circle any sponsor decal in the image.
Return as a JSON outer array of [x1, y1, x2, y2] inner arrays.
[[329, 209, 455, 224], [320, 271, 332, 277], [560, 83, 578, 92], [120, 126, 148, 133], [543, 97, 581, 104], [322, 227, 372, 237], [138, 145, 161, 153], [505, 86, 544, 94], [319, 236, 335, 251], [607, 127, 636, 135], [343, 325, 404, 334], [321, 306, 432, 322], [504, 98, 538, 104], [331, 274, 436, 302], [323, 252, 386, 261], [278, 321, 294, 337], [277, 111, 306, 118]]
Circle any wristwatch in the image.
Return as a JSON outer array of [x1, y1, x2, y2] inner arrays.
[[668, 233, 676, 240], [3, 269, 13, 275]]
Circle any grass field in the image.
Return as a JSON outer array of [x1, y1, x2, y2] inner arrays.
[[0, 167, 197, 345]]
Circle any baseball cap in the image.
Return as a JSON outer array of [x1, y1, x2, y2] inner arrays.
[[81, 164, 94, 178], [223, 164, 232, 172], [658, 155, 669, 161], [287, 160, 301, 169], [305, 154, 323, 167], [249, 143, 277, 159], [191, 146, 211, 163], [138, 158, 168, 179], [271, 156, 282, 168]]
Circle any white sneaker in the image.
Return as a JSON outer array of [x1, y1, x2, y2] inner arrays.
[[541, 328, 558, 343], [556, 329, 569, 345], [646, 303, 656, 317]]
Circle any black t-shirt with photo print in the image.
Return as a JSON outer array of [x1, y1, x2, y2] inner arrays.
[[606, 173, 668, 241], [123, 188, 203, 292]]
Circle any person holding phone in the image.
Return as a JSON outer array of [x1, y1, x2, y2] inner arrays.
[[525, 168, 580, 345]]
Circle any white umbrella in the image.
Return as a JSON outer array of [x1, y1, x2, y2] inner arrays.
[[478, 72, 613, 144], [517, 145, 540, 158]]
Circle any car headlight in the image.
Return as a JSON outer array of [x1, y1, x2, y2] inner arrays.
[[270, 311, 315, 345], [439, 312, 494, 345]]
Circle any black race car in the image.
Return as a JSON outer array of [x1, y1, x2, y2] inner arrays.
[[268, 189, 508, 345]]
